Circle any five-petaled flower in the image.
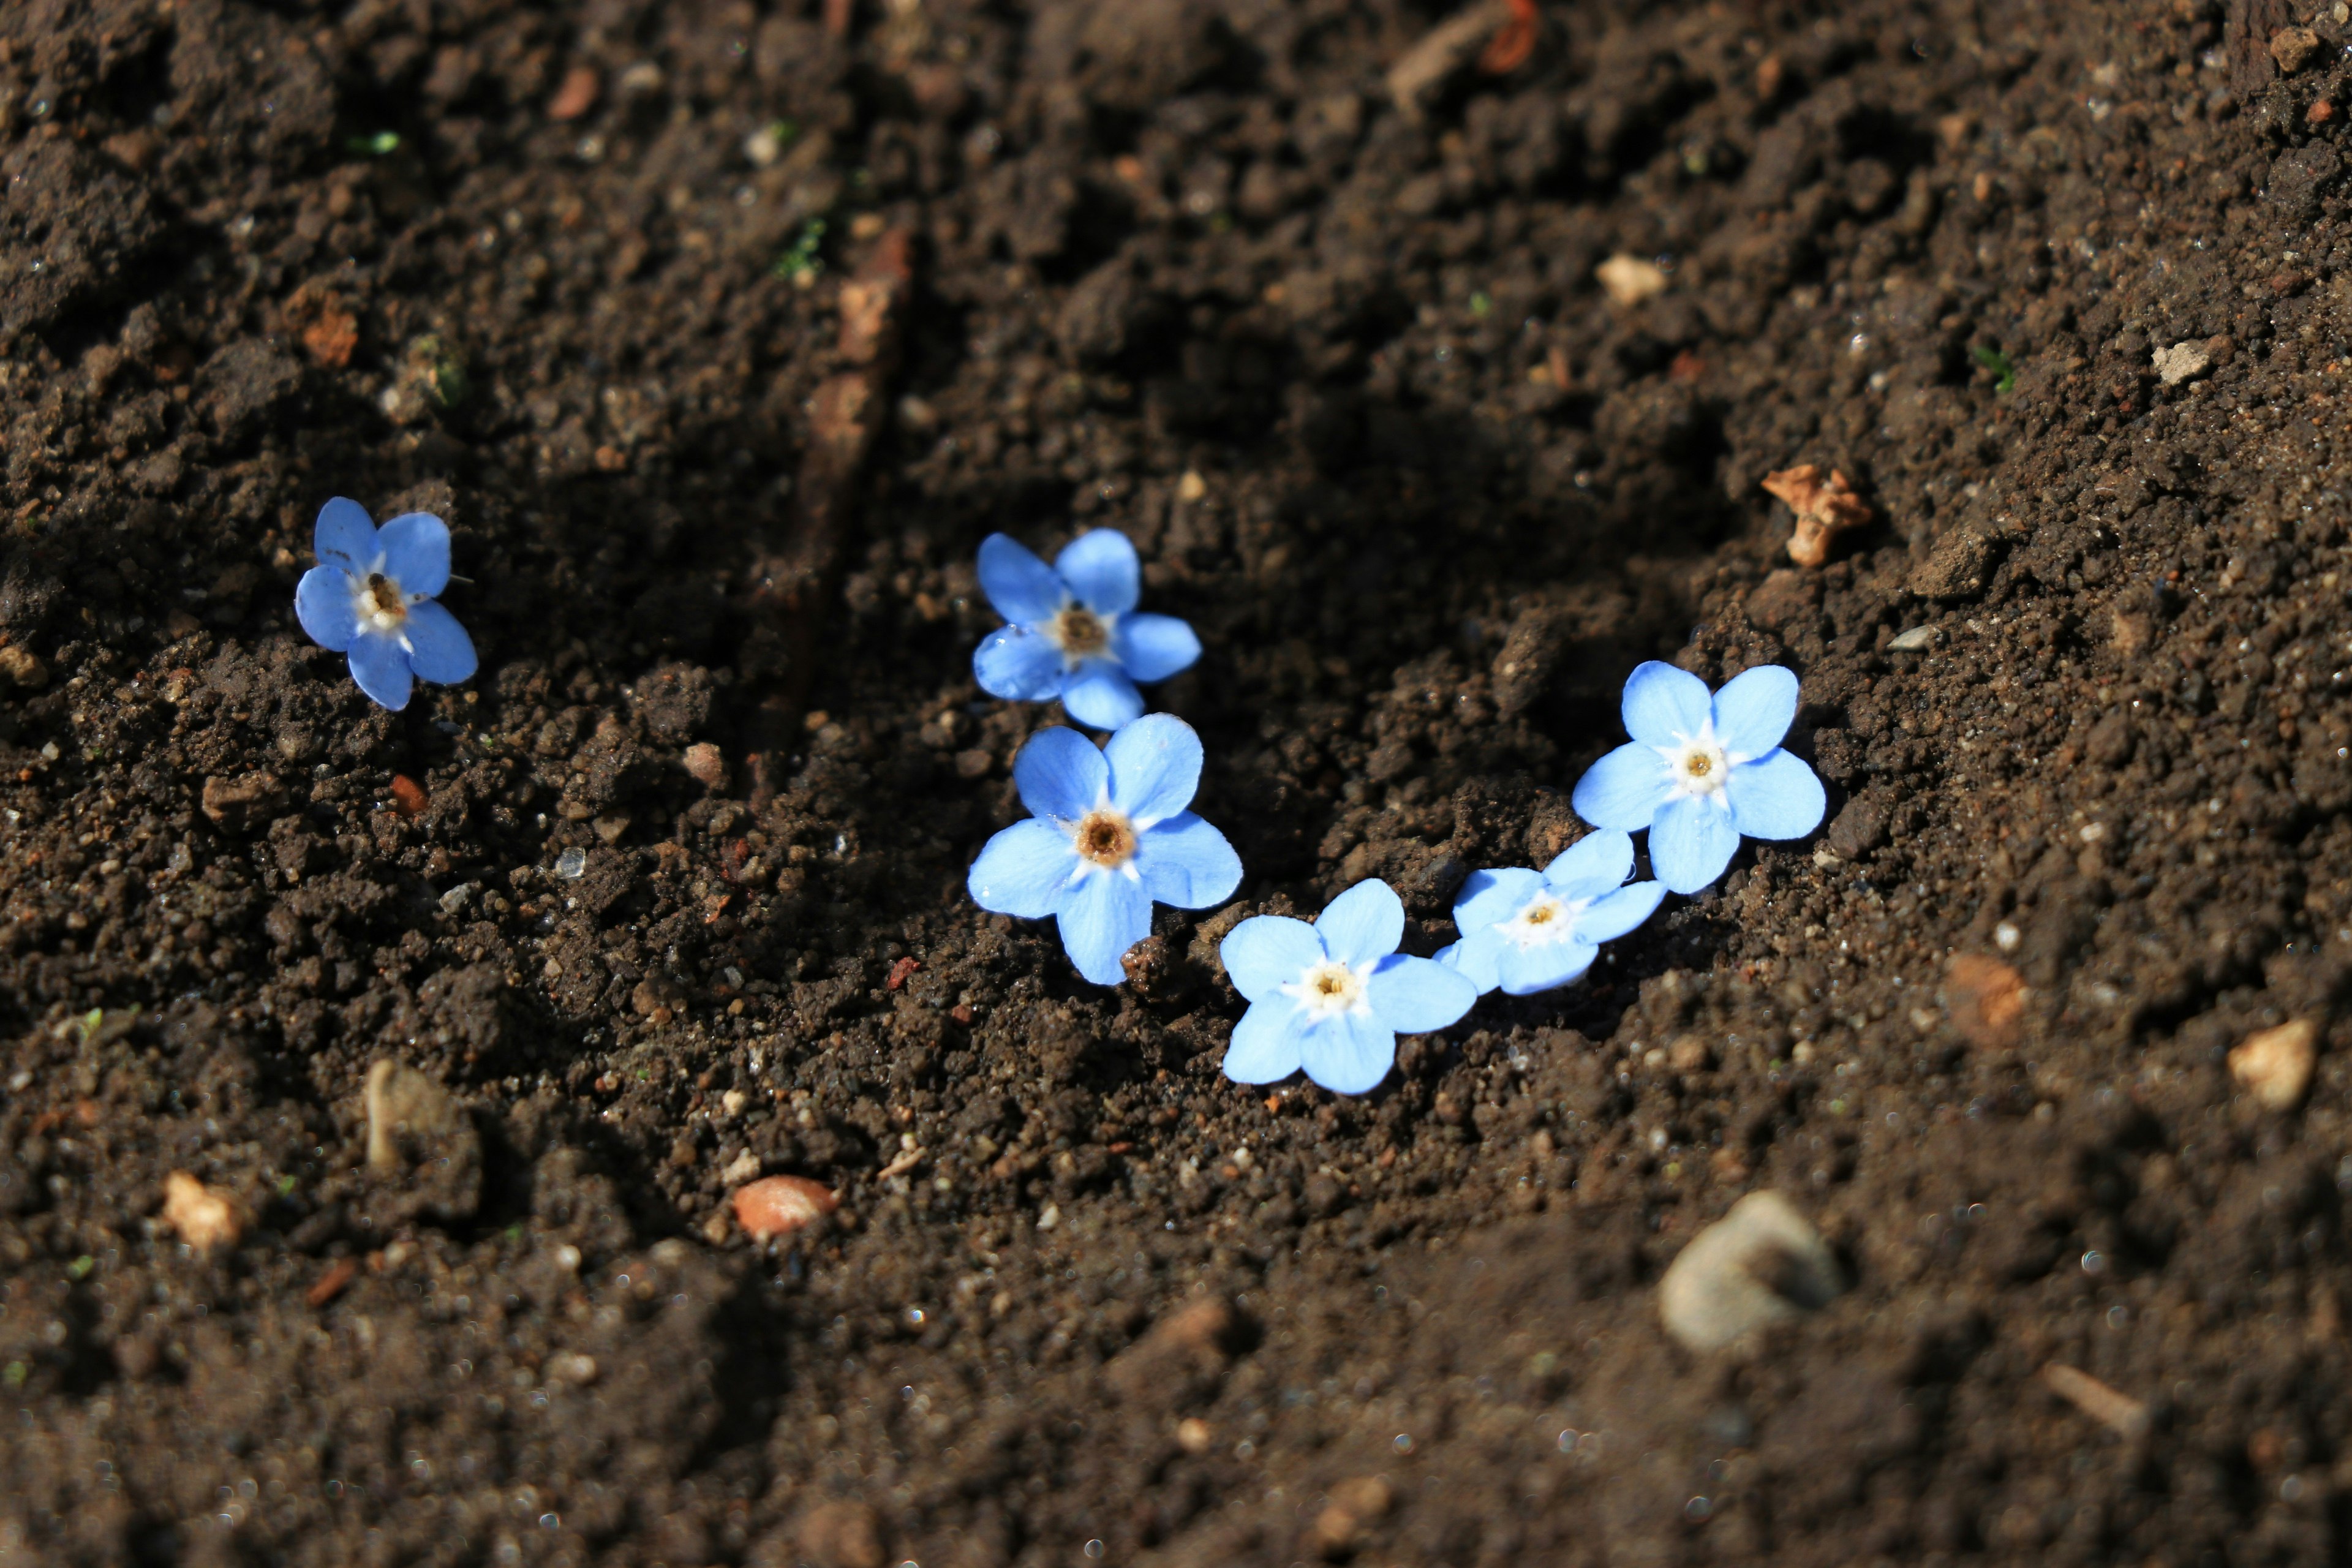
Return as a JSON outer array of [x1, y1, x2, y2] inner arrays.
[[973, 529, 1202, 731], [295, 497, 478, 712], [1570, 662, 1823, 894], [1438, 829, 1663, 995], [967, 715, 1241, 985], [1218, 880, 1478, 1095]]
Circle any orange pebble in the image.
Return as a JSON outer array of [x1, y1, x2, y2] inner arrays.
[[731, 1176, 837, 1241]]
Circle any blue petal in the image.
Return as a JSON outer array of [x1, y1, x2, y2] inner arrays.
[[377, 512, 451, 598], [1452, 867, 1545, 935], [1725, 749, 1826, 841], [976, 533, 1065, 626], [1297, 1011, 1398, 1096], [295, 566, 360, 652], [1056, 869, 1154, 986], [974, 626, 1068, 702], [1221, 915, 1323, 1003], [1104, 712, 1202, 824], [1060, 663, 1144, 731], [1054, 529, 1140, 616], [1440, 932, 1504, 995], [1572, 743, 1671, 830], [1621, 660, 1713, 745], [1012, 726, 1107, 822], [399, 600, 476, 685], [1133, 812, 1240, 909], [1713, 664, 1800, 760], [1494, 938, 1597, 996], [968, 819, 1078, 919], [1365, 953, 1477, 1033], [314, 497, 378, 573], [1222, 998, 1308, 1085], [1542, 828, 1635, 900], [1649, 795, 1740, 894], [347, 632, 413, 711], [1573, 881, 1665, 943], [1314, 879, 1404, 968], [1111, 612, 1200, 683]]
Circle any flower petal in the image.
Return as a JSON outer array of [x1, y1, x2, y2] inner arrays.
[[967, 819, 1079, 919], [1621, 660, 1714, 745], [1054, 529, 1140, 616], [1220, 915, 1323, 1003], [1365, 953, 1477, 1033], [1725, 748, 1826, 841], [1571, 742, 1672, 830], [1494, 937, 1597, 996], [974, 625, 1068, 702], [976, 533, 1065, 626], [1541, 827, 1635, 900], [1055, 868, 1154, 986], [1439, 932, 1504, 995], [1133, 812, 1241, 909], [347, 632, 414, 711], [1572, 880, 1665, 944], [399, 600, 477, 685], [1110, 612, 1200, 683], [1314, 879, 1405, 968], [295, 566, 360, 652], [1104, 712, 1203, 824], [1297, 1011, 1398, 1095], [1221, 998, 1307, 1085], [1012, 726, 1107, 822], [377, 512, 451, 598], [314, 497, 377, 572], [1060, 663, 1144, 731], [1648, 794, 1740, 894], [1451, 867, 1546, 935], [1713, 664, 1800, 760]]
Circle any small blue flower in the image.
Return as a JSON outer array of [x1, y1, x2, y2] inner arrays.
[[972, 529, 1201, 731], [968, 714, 1242, 986], [294, 497, 478, 712], [1437, 829, 1664, 995], [1570, 662, 1824, 895], [1218, 880, 1478, 1095]]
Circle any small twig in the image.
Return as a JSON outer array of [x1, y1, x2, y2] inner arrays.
[[2041, 1364, 2149, 1438], [876, 1145, 926, 1181]]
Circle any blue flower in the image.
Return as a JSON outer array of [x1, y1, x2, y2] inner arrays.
[[1436, 829, 1664, 995], [1570, 662, 1824, 894], [967, 714, 1242, 986], [1218, 880, 1478, 1095], [294, 497, 478, 711], [972, 529, 1202, 731]]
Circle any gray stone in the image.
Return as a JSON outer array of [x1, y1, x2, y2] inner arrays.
[[1659, 1191, 1842, 1353]]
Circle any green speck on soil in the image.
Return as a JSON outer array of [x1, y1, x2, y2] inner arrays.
[[347, 131, 401, 157], [1971, 345, 2016, 393], [1468, 292, 1493, 318], [65, 1256, 93, 1281], [2, 1363, 23, 1389], [773, 219, 827, 283], [276, 1175, 299, 1198]]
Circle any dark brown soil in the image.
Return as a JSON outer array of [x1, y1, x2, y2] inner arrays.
[[7, 0, 2352, 1562]]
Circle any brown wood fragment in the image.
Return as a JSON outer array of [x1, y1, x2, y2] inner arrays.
[[1763, 464, 1875, 567]]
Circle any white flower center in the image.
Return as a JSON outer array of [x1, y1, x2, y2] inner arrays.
[[349, 556, 412, 635], [1045, 600, 1116, 667], [1496, 891, 1589, 951], [1068, 802, 1139, 878], [1281, 959, 1370, 1022], [1657, 720, 1738, 803]]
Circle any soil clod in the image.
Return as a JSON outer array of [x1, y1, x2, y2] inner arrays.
[[1658, 1191, 1842, 1354]]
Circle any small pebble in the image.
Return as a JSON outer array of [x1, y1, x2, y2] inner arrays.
[[683, 742, 726, 788], [162, 1172, 243, 1253], [1888, 625, 1938, 652], [2230, 1019, 2318, 1110], [2152, 339, 2213, 386], [1658, 1191, 1842, 1353], [1596, 253, 1668, 307], [732, 1175, 837, 1241], [555, 847, 588, 880]]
